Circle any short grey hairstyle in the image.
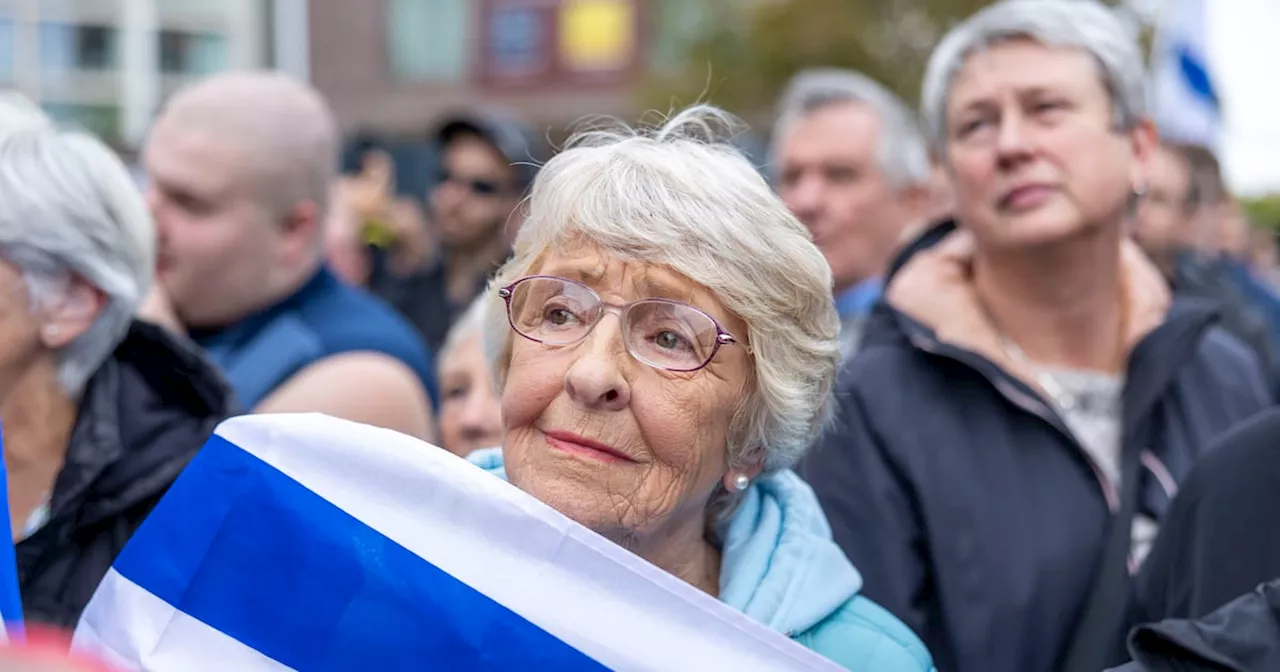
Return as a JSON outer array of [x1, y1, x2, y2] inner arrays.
[[773, 68, 931, 188], [921, 0, 1146, 154], [483, 105, 841, 477], [438, 296, 489, 371], [0, 93, 154, 394]]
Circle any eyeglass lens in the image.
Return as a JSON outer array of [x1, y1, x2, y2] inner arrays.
[[505, 276, 722, 372]]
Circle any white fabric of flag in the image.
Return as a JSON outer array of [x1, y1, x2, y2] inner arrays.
[[1150, 0, 1222, 149], [72, 413, 842, 671]]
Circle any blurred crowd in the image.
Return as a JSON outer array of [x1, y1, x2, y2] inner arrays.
[[5, 0, 1280, 670]]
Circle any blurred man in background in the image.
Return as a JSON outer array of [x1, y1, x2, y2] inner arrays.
[[371, 111, 538, 354], [773, 68, 934, 358], [139, 71, 437, 439], [1134, 142, 1280, 396]]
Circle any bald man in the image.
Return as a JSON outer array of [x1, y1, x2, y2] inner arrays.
[[141, 71, 438, 440]]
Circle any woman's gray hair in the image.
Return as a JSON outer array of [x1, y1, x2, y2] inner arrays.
[[437, 295, 489, 371], [0, 92, 154, 394], [773, 68, 931, 189], [483, 104, 841, 477], [921, 0, 1147, 154]]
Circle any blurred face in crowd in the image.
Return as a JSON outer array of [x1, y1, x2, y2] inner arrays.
[[431, 134, 519, 253], [499, 246, 752, 543], [943, 39, 1155, 250], [438, 333, 503, 457], [1211, 200, 1251, 259], [778, 102, 920, 293], [145, 119, 311, 328], [1134, 145, 1194, 261]]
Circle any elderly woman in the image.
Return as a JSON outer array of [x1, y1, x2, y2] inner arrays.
[[799, 3, 1271, 672], [436, 297, 503, 456], [0, 95, 230, 627], [465, 106, 933, 671]]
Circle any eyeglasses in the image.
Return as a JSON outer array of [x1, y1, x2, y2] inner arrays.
[[498, 275, 750, 373], [438, 169, 503, 197]]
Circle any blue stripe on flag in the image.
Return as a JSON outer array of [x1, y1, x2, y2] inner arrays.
[[112, 434, 607, 671], [0, 422, 24, 635], [1176, 45, 1220, 109]]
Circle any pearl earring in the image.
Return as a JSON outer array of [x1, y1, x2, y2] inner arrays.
[[43, 325, 59, 338], [732, 473, 750, 492]]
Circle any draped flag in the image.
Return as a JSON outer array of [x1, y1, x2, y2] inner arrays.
[[0, 422, 24, 640], [1150, 0, 1221, 149], [72, 413, 842, 671]]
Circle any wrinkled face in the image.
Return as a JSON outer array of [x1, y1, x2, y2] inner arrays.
[[144, 118, 282, 328], [438, 334, 503, 457], [431, 135, 519, 251], [944, 40, 1149, 250], [499, 247, 752, 541], [778, 102, 916, 292], [1134, 146, 1193, 258]]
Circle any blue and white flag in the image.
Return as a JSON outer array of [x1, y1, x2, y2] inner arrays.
[[72, 413, 841, 671], [0, 422, 24, 640], [1150, 0, 1222, 149]]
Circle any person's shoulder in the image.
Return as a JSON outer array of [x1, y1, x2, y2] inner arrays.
[[799, 596, 935, 672], [301, 274, 434, 369]]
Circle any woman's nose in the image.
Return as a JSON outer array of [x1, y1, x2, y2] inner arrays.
[[563, 315, 631, 412]]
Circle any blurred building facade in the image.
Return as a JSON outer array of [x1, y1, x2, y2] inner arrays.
[[0, 0, 304, 148], [310, 0, 706, 138]]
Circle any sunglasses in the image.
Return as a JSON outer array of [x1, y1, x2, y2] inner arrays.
[[438, 169, 504, 197]]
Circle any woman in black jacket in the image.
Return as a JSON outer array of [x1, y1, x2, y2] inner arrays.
[[0, 93, 231, 628]]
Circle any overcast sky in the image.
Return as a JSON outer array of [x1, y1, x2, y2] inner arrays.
[[1208, 0, 1280, 196]]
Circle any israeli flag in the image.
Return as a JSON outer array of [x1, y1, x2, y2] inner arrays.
[[72, 414, 841, 671], [1150, 0, 1222, 149], [0, 422, 24, 639]]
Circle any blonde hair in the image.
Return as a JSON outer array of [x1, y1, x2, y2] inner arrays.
[[483, 105, 840, 474]]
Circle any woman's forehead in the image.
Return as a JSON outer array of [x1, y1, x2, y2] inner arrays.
[[948, 39, 1104, 110]]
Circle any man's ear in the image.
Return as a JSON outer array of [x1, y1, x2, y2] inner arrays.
[[40, 279, 105, 349], [280, 200, 323, 263]]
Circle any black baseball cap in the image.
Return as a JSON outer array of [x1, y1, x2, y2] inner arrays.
[[434, 108, 543, 190]]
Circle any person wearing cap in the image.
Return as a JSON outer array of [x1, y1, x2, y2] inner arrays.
[[370, 109, 538, 354], [139, 71, 438, 440]]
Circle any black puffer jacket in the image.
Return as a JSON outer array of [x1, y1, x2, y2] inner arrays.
[[16, 320, 232, 629]]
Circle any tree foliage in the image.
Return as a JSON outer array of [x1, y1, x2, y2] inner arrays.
[[640, 0, 1137, 128], [1244, 195, 1280, 231]]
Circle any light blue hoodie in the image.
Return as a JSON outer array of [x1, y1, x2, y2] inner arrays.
[[468, 448, 935, 671]]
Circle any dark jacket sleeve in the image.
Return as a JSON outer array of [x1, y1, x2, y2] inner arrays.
[[1129, 408, 1280, 629], [1112, 580, 1280, 672], [798, 371, 929, 636]]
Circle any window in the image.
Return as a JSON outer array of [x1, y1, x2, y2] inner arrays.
[[489, 6, 543, 74], [158, 31, 227, 75], [40, 24, 118, 71], [559, 0, 634, 72], [388, 0, 468, 82]]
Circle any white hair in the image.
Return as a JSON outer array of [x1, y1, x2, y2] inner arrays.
[[921, 0, 1146, 155], [483, 104, 841, 479], [773, 68, 931, 188], [0, 92, 154, 394], [438, 296, 489, 371]]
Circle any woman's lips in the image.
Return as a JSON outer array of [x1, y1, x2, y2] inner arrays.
[[543, 431, 636, 463], [999, 184, 1055, 212]]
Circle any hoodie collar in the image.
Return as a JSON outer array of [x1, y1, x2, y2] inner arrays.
[[718, 470, 861, 636], [883, 223, 1172, 396]]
